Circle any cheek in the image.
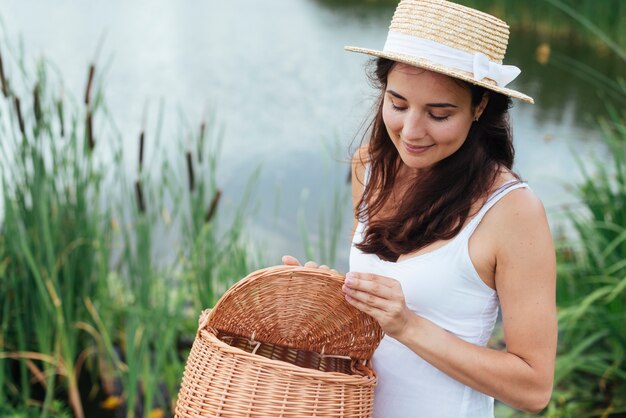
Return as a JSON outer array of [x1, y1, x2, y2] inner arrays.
[[430, 120, 472, 145], [382, 108, 402, 135]]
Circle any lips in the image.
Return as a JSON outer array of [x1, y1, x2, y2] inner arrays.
[[403, 141, 434, 154]]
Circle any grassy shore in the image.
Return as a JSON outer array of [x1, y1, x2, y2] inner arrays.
[[0, 44, 260, 417]]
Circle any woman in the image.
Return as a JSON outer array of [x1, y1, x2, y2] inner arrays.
[[284, 0, 557, 416]]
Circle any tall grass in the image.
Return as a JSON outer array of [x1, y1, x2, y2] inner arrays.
[[179, 111, 261, 313], [546, 120, 626, 417], [0, 36, 260, 417], [0, 54, 111, 418]]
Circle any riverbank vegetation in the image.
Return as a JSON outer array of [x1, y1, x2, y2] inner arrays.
[[0, 45, 260, 417]]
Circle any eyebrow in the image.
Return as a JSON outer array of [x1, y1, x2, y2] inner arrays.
[[386, 89, 459, 108]]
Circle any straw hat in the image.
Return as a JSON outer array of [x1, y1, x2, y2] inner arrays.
[[345, 0, 534, 103]]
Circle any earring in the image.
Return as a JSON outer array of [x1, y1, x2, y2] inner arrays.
[[473, 116, 479, 122]]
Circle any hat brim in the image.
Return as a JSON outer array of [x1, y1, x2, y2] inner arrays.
[[345, 46, 534, 104]]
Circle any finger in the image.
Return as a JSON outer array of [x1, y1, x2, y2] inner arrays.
[[344, 293, 385, 317], [346, 272, 397, 289], [319, 265, 330, 270], [282, 255, 302, 266], [304, 261, 318, 268], [345, 274, 395, 300], [342, 284, 389, 310]]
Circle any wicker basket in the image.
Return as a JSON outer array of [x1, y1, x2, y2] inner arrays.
[[175, 265, 384, 417]]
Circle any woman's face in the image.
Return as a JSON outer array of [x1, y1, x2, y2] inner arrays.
[[382, 64, 487, 173]]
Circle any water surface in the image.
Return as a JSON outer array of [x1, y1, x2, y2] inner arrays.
[[0, 0, 619, 271]]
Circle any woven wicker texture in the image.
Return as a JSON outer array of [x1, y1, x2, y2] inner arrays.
[[175, 266, 383, 417], [345, 0, 534, 103], [205, 266, 383, 360], [391, 0, 509, 62]]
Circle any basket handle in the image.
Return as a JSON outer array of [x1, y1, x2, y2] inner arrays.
[[198, 308, 212, 332]]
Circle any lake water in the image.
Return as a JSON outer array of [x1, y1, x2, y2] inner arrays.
[[0, 0, 619, 272]]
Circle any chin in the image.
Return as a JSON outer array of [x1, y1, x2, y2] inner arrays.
[[399, 158, 431, 172]]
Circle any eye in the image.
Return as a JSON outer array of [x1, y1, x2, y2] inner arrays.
[[428, 113, 449, 122], [389, 100, 407, 112]]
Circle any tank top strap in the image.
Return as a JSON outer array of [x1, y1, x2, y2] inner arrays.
[[461, 180, 529, 238]]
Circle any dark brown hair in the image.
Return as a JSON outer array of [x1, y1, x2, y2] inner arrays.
[[356, 58, 517, 262]]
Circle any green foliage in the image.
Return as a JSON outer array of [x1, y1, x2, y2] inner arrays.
[[0, 55, 110, 418], [548, 127, 626, 417], [0, 401, 72, 418], [179, 116, 261, 311], [0, 37, 260, 417]]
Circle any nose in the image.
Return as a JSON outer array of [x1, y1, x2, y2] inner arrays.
[[401, 111, 426, 142]]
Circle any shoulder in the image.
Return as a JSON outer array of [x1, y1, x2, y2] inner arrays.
[[351, 144, 369, 170], [485, 185, 554, 268], [490, 186, 547, 228], [351, 144, 370, 232], [351, 144, 369, 188], [487, 170, 546, 226]]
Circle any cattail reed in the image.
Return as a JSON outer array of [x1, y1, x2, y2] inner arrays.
[[0, 49, 8, 97], [33, 83, 42, 126], [139, 102, 148, 172], [13, 96, 25, 135], [86, 111, 95, 151], [198, 121, 206, 163], [186, 151, 195, 192], [84, 63, 95, 105], [57, 97, 65, 137], [138, 130, 145, 173], [205, 189, 222, 223], [135, 180, 146, 213]]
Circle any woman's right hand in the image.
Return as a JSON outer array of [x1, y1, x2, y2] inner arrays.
[[281, 255, 337, 272]]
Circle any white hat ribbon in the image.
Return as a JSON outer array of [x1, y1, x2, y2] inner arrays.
[[472, 52, 520, 87], [384, 31, 521, 87]]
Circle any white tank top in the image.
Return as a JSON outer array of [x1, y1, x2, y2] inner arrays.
[[350, 177, 528, 418]]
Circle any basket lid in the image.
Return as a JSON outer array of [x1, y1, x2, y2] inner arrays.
[[203, 265, 384, 360]]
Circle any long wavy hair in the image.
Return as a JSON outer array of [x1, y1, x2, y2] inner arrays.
[[355, 58, 517, 262]]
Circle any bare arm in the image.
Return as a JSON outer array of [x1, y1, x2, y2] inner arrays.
[[351, 145, 368, 239], [343, 189, 557, 413]]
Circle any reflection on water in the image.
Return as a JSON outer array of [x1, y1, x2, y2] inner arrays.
[[313, 0, 626, 50], [0, 0, 622, 271], [497, 34, 623, 127]]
